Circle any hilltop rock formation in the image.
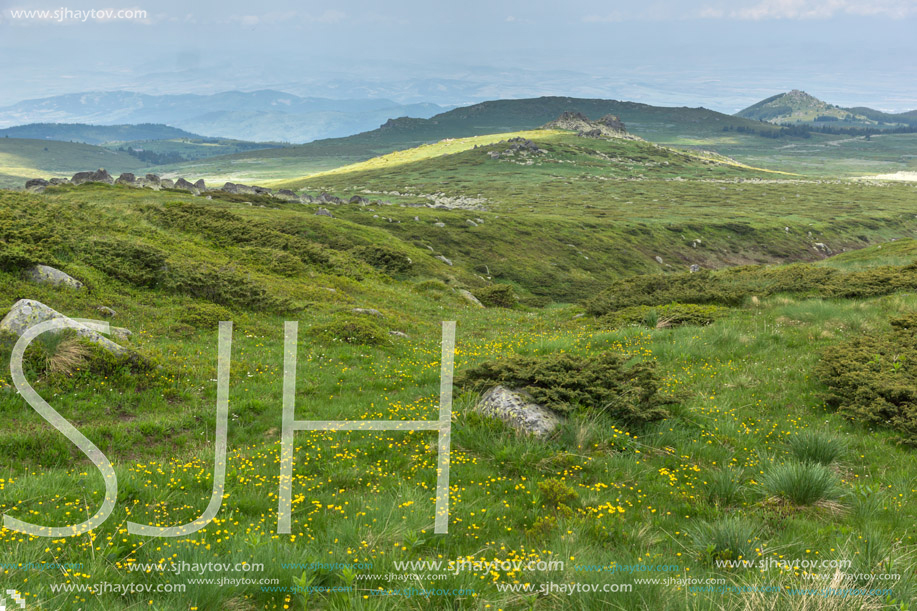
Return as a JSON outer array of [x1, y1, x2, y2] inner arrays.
[[542, 111, 628, 138]]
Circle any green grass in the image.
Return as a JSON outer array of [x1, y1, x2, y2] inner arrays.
[[0, 174, 916, 610]]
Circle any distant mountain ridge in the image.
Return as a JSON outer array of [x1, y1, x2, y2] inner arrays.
[[0, 90, 445, 143], [737, 90, 917, 127], [0, 123, 202, 145]]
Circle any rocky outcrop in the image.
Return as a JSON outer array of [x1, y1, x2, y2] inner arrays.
[[26, 265, 84, 289], [116, 173, 136, 185], [542, 111, 628, 138], [25, 178, 48, 191], [193, 179, 206, 190], [315, 208, 334, 218], [473, 386, 563, 437], [0, 299, 127, 356]]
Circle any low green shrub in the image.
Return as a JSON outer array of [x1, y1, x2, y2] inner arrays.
[[759, 461, 841, 506], [817, 312, 917, 445], [351, 245, 413, 275], [0, 240, 43, 272], [83, 238, 167, 287], [586, 262, 917, 316], [608, 302, 726, 328], [537, 478, 578, 507], [179, 303, 232, 330], [240, 247, 306, 277], [164, 264, 288, 311], [474, 284, 518, 308], [310, 315, 389, 346], [456, 351, 674, 424]]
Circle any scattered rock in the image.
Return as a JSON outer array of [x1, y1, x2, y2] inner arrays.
[[466, 219, 478, 227], [389, 330, 409, 339], [473, 386, 563, 437], [26, 265, 83, 289], [25, 178, 48, 191], [315, 208, 334, 218], [813, 242, 832, 254], [274, 189, 300, 202], [174, 177, 197, 192], [88, 169, 114, 184], [95, 306, 117, 318], [689, 264, 701, 273], [70, 171, 94, 185], [435, 255, 453, 266], [654, 255, 664, 264], [458, 289, 483, 307], [0, 299, 127, 356], [351, 308, 383, 317], [433, 222, 446, 228]]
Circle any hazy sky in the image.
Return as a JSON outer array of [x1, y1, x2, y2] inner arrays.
[[1, 0, 916, 111]]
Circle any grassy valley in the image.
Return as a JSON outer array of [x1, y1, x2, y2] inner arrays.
[[0, 100, 916, 611]]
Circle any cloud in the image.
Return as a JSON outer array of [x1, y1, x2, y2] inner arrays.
[[701, 0, 917, 20]]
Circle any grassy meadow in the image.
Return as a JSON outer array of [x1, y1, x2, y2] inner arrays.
[[0, 125, 916, 611]]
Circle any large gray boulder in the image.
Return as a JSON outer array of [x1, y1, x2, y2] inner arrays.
[[116, 173, 137, 186], [70, 171, 94, 185], [174, 177, 196, 192], [26, 265, 84, 289], [88, 169, 114, 184], [473, 386, 563, 437], [0, 299, 127, 356], [25, 178, 48, 191]]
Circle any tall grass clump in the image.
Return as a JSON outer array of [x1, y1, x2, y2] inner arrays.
[[691, 517, 761, 564], [706, 466, 745, 506], [787, 430, 845, 466], [759, 461, 842, 506]]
